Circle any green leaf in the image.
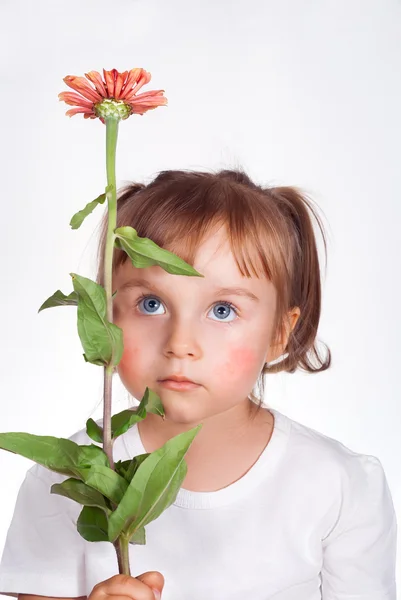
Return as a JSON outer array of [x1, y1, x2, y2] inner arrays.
[[51, 477, 111, 514], [38, 290, 78, 313], [108, 424, 202, 542], [114, 226, 205, 277], [77, 505, 109, 542], [129, 526, 146, 545], [0, 433, 109, 478], [111, 388, 164, 439], [141, 388, 165, 418], [71, 273, 123, 367], [115, 453, 150, 484], [77, 444, 109, 468], [76, 464, 128, 505], [85, 387, 165, 444], [124, 453, 150, 483], [70, 193, 106, 230], [69, 185, 112, 230], [114, 459, 128, 478], [38, 284, 116, 315], [86, 419, 103, 444]]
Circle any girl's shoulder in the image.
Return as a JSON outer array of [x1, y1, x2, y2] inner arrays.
[[275, 408, 389, 508], [281, 408, 384, 466]]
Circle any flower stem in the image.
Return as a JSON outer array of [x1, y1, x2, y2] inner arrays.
[[102, 117, 119, 472], [102, 117, 131, 575], [113, 534, 131, 576]]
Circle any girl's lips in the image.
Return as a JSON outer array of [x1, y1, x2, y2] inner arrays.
[[160, 380, 201, 391]]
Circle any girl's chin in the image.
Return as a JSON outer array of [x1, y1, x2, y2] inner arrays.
[[156, 394, 206, 425]]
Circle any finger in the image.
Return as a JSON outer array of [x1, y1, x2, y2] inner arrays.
[[91, 574, 157, 600]]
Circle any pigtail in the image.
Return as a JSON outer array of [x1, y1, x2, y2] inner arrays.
[[263, 185, 331, 375]]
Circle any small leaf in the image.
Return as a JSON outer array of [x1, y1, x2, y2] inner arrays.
[[108, 425, 202, 542], [38, 290, 78, 313], [0, 433, 109, 479], [76, 464, 128, 505], [114, 226, 205, 277], [77, 505, 109, 542], [51, 478, 110, 514], [69, 185, 112, 230], [123, 453, 150, 483], [115, 453, 150, 484], [143, 388, 165, 418], [86, 388, 165, 444], [86, 418, 103, 444], [129, 526, 146, 545], [114, 459, 128, 479], [111, 388, 164, 439], [71, 273, 123, 367], [70, 193, 106, 230]]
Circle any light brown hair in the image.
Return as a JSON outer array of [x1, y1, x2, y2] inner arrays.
[[96, 168, 331, 416]]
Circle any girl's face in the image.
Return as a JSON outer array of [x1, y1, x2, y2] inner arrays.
[[112, 225, 281, 428]]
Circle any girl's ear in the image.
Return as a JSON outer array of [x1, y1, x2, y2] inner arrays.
[[281, 307, 301, 347], [265, 307, 301, 364]]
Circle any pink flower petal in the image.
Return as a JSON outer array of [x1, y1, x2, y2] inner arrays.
[[84, 71, 108, 98], [65, 107, 96, 118], [129, 90, 167, 109], [114, 71, 129, 99], [118, 68, 143, 100], [120, 69, 151, 100], [63, 76, 103, 103], [128, 92, 168, 115], [103, 69, 117, 97], [58, 91, 94, 108]]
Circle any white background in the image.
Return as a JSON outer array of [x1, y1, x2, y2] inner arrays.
[[0, 0, 400, 595]]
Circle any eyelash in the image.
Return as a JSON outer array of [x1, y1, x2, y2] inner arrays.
[[134, 293, 239, 322]]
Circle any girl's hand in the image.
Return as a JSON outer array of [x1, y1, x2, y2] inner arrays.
[[88, 572, 165, 600]]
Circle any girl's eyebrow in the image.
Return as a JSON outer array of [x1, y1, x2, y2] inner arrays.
[[117, 277, 260, 303]]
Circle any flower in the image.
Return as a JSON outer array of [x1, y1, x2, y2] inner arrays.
[[58, 68, 167, 123]]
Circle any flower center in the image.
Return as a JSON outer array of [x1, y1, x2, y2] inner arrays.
[[94, 99, 132, 121]]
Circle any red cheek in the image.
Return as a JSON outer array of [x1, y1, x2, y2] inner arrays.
[[222, 347, 259, 378], [118, 346, 139, 374]]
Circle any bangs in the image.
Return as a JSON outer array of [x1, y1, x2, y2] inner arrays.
[[104, 171, 294, 296]]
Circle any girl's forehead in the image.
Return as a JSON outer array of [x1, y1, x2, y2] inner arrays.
[[116, 227, 238, 282], [191, 229, 241, 274], [113, 233, 275, 304]]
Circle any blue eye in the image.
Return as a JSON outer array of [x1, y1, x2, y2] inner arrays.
[[135, 294, 239, 323]]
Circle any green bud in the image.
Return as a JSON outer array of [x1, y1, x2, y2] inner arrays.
[[94, 99, 132, 121]]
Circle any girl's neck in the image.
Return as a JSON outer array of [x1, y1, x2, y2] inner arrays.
[[137, 403, 274, 493]]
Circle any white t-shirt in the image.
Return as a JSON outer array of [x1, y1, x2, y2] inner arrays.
[[0, 408, 397, 600]]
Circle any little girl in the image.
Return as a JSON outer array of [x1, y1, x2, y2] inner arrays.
[[0, 169, 397, 600]]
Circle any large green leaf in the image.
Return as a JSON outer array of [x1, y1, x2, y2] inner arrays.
[[0, 433, 109, 478], [114, 226, 205, 277], [77, 505, 109, 542], [108, 425, 202, 542], [38, 290, 78, 313], [51, 477, 111, 514], [85, 387, 165, 444], [76, 464, 129, 505], [38, 289, 117, 314], [70, 188, 110, 230], [71, 273, 123, 367]]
